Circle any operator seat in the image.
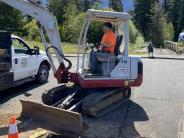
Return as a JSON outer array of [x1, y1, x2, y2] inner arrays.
[[95, 35, 123, 76], [114, 35, 123, 56]]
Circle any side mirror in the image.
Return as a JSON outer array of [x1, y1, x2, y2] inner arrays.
[[34, 46, 40, 55]]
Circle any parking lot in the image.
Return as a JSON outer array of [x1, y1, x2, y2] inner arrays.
[[1, 57, 184, 138]]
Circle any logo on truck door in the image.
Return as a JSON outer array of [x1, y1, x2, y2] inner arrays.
[[21, 59, 27, 68]]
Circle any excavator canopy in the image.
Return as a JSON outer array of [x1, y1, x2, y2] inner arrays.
[[86, 9, 131, 23]]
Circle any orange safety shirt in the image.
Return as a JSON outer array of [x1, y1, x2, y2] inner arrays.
[[101, 31, 116, 53]]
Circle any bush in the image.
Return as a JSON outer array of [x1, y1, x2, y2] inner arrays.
[[129, 20, 139, 43], [164, 22, 174, 41], [135, 35, 145, 46], [60, 1, 85, 43], [129, 20, 145, 47], [24, 20, 41, 41], [87, 21, 103, 44]]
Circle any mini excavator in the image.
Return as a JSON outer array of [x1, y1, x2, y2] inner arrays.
[[0, 0, 143, 136]]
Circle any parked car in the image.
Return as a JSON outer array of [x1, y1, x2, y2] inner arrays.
[[178, 32, 184, 42], [0, 32, 50, 91]]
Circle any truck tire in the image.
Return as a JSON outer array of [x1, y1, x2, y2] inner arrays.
[[36, 64, 49, 84]]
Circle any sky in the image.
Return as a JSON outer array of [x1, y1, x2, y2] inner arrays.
[[123, 0, 134, 11], [100, 0, 134, 11]]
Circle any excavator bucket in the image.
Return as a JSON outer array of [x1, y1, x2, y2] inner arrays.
[[20, 100, 82, 137]]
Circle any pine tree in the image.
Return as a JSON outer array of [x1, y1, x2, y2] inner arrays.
[[0, 2, 26, 34], [134, 0, 155, 41], [163, 0, 173, 13], [109, 0, 123, 12], [170, 0, 183, 41], [77, 0, 100, 11], [150, 1, 167, 47], [179, 0, 184, 32], [162, 0, 184, 41], [50, 0, 68, 24]]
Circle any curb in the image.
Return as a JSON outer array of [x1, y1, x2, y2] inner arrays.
[[141, 56, 184, 60], [52, 54, 80, 57], [53, 54, 184, 60]]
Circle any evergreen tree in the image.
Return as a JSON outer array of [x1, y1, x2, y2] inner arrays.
[[150, 1, 166, 47], [0, 2, 26, 34], [134, 0, 155, 41], [163, 0, 172, 14], [77, 0, 100, 11], [169, 0, 183, 41], [179, 0, 184, 33], [50, 0, 68, 24], [109, 0, 123, 12], [162, 0, 184, 41]]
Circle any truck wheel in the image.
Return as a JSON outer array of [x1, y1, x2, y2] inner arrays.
[[36, 64, 49, 83]]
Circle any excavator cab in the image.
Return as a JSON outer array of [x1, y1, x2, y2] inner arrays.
[[77, 9, 143, 88]]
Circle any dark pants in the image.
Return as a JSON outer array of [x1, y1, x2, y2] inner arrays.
[[90, 51, 98, 73], [148, 48, 154, 53]]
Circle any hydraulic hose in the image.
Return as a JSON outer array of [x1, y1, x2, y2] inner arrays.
[[46, 46, 72, 70]]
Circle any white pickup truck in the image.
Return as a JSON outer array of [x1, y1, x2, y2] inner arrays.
[[0, 32, 50, 91]]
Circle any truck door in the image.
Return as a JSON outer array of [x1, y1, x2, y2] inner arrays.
[[12, 38, 37, 81]]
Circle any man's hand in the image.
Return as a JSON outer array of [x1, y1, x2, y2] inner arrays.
[[98, 42, 112, 51], [101, 42, 112, 48]]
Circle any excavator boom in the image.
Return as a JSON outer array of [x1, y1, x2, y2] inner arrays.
[[0, 0, 82, 136], [0, 0, 73, 82]]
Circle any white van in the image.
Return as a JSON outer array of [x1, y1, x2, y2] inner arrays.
[[178, 32, 184, 42]]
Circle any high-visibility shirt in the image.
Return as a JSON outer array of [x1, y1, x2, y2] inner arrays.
[[101, 31, 116, 53]]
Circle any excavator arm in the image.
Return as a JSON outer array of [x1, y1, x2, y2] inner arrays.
[[0, 1, 82, 136], [0, 0, 72, 83]]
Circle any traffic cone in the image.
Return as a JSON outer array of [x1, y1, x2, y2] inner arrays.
[[8, 116, 19, 138]]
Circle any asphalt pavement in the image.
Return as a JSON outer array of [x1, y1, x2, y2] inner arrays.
[[0, 52, 184, 138]]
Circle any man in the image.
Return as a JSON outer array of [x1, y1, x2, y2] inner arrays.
[[100, 22, 116, 53], [90, 22, 116, 73], [147, 42, 154, 58]]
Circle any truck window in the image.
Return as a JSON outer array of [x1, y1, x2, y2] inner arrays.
[[12, 38, 29, 54]]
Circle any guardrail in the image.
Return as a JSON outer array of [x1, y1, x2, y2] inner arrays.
[[164, 41, 184, 55]]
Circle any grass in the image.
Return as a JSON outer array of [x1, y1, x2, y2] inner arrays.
[[26, 40, 78, 54], [129, 35, 147, 55], [26, 40, 146, 55], [177, 42, 184, 48], [129, 43, 146, 55]]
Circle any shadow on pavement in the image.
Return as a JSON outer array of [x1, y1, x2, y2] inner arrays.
[[0, 81, 47, 104], [126, 101, 149, 121], [82, 100, 149, 138], [118, 100, 149, 138], [0, 100, 149, 138]]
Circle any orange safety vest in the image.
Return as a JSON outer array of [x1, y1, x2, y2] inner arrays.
[[101, 31, 116, 53]]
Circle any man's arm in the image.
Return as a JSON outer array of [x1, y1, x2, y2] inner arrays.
[[100, 42, 113, 48]]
